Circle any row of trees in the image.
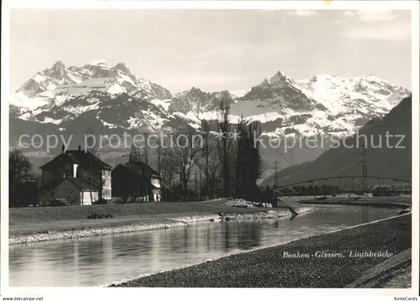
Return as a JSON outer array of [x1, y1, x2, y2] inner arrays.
[[138, 96, 264, 202]]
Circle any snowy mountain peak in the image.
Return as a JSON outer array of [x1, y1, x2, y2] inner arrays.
[[114, 62, 131, 73], [187, 86, 202, 94], [364, 74, 387, 82], [269, 71, 294, 84], [12, 60, 172, 111], [260, 71, 296, 88], [296, 74, 410, 117], [239, 71, 324, 115], [169, 88, 233, 115], [87, 59, 110, 68], [48, 61, 67, 79]]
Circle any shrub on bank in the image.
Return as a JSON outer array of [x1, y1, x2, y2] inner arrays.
[[92, 198, 109, 205], [87, 207, 112, 219], [49, 199, 67, 207]]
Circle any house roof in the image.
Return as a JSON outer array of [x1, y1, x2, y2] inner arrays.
[[123, 160, 160, 177], [40, 150, 111, 170]]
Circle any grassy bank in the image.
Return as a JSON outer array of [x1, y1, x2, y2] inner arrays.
[[10, 199, 292, 237], [114, 214, 411, 288], [299, 196, 411, 209]]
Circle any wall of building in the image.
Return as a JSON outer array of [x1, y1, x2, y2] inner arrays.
[[101, 169, 112, 200], [80, 191, 99, 205], [151, 178, 161, 202], [151, 189, 161, 202], [39, 190, 54, 206], [53, 180, 81, 205]]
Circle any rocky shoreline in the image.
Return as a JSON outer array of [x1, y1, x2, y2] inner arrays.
[[10, 207, 302, 245]]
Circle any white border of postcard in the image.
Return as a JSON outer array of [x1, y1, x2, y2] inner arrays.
[[1, 1, 419, 300]]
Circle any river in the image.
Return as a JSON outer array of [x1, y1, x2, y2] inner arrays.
[[9, 205, 401, 287]]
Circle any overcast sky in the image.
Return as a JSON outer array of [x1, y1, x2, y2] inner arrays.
[[10, 9, 411, 93]]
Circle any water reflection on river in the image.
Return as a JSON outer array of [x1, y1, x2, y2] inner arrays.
[[9, 205, 400, 287]]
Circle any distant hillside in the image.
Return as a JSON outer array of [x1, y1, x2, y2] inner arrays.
[[261, 96, 412, 187]]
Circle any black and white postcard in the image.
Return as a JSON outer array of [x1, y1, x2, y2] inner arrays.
[[1, 1, 419, 300]]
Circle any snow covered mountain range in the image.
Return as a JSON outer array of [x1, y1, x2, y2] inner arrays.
[[229, 71, 409, 137], [9, 60, 410, 172], [11, 60, 409, 138]]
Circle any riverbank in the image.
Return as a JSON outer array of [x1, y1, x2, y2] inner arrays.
[[346, 248, 411, 288], [298, 196, 411, 210], [10, 199, 306, 244], [113, 214, 411, 288]]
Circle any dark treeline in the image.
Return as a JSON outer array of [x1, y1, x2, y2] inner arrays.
[[9, 149, 39, 207]]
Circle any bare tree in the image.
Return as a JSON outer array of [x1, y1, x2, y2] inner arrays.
[[200, 120, 211, 196], [234, 120, 262, 200], [197, 121, 223, 199], [143, 132, 150, 165], [217, 95, 233, 197], [169, 128, 202, 198], [155, 138, 163, 175], [207, 141, 221, 198], [160, 149, 176, 200]]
